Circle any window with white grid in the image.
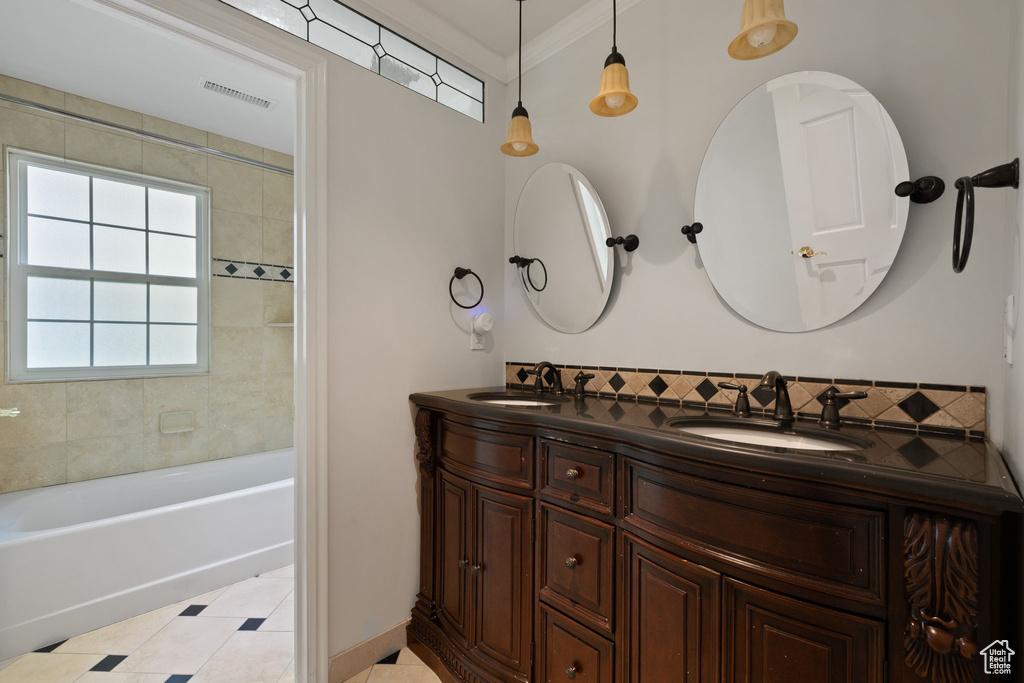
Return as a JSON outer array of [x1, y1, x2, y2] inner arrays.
[[6, 151, 210, 381]]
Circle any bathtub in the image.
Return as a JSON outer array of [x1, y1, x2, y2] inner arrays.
[[0, 448, 294, 660]]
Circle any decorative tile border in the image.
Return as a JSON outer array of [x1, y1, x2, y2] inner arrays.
[[213, 258, 294, 282], [506, 362, 988, 441]]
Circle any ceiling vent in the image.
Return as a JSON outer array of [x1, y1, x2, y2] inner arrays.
[[198, 77, 278, 110]]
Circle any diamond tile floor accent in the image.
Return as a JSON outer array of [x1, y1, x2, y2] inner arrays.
[[0, 566, 300, 683], [343, 648, 441, 683]]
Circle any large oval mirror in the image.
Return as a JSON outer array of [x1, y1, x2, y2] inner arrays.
[[695, 71, 909, 332], [513, 163, 614, 333]]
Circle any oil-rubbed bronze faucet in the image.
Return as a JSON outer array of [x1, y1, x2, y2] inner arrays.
[[760, 370, 794, 428], [527, 361, 564, 395]]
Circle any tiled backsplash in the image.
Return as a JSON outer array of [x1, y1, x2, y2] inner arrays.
[[506, 362, 988, 441], [0, 74, 295, 494]]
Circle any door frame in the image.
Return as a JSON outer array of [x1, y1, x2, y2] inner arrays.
[[82, 1, 330, 681]]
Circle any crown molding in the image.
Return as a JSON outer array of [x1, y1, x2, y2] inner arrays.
[[340, 0, 507, 82], [505, 0, 648, 83]]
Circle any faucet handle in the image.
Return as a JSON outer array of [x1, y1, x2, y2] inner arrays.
[[717, 382, 751, 418], [818, 388, 868, 430], [573, 371, 595, 399]]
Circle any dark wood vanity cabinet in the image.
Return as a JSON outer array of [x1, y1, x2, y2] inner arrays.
[[409, 401, 1022, 683]]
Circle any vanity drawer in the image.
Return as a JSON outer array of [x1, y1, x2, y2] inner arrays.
[[541, 442, 615, 514], [440, 420, 533, 489], [539, 503, 615, 633], [623, 460, 884, 605], [538, 604, 613, 683]]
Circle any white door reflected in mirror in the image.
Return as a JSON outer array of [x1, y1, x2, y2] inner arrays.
[[695, 71, 909, 332], [513, 163, 614, 334]]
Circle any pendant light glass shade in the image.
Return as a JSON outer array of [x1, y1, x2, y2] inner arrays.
[[501, 104, 539, 156], [591, 0, 637, 117], [728, 0, 798, 60], [502, 0, 539, 157], [590, 52, 638, 117]]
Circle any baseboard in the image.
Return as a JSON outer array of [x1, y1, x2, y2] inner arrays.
[[328, 619, 410, 683]]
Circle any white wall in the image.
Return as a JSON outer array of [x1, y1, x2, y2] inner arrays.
[[1002, 0, 1024, 482], [504, 0, 1015, 442], [324, 56, 507, 654]]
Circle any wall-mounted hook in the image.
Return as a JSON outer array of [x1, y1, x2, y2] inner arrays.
[[606, 235, 640, 252], [449, 267, 484, 309], [895, 176, 945, 204], [681, 222, 703, 244]]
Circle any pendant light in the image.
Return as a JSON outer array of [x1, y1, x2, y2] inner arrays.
[[590, 0, 638, 117], [501, 0, 539, 157], [728, 0, 798, 60]]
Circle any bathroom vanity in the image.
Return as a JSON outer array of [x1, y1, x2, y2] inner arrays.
[[407, 389, 1021, 683]]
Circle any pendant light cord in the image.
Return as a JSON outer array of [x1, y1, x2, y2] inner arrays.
[[612, 0, 617, 52], [518, 0, 523, 107]]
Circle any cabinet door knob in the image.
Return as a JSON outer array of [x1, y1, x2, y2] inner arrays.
[[565, 556, 578, 569], [470, 565, 482, 575], [565, 665, 578, 679], [458, 559, 468, 568], [566, 468, 580, 480]]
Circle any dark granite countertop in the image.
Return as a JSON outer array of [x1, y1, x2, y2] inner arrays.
[[412, 388, 1023, 514]]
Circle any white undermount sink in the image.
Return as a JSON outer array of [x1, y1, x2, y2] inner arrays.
[[668, 418, 871, 452], [467, 392, 569, 407]]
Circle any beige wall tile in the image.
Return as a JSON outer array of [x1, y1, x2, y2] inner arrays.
[[263, 218, 294, 266], [65, 123, 143, 173], [212, 277, 263, 327], [0, 381, 67, 447], [67, 434, 145, 482], [263, 170, 293, 222], [0, 74, 65, 110], [209, 419, 265, 459], [263, 372, 293, 417], [212, 327, 264, 376], [208, 133, 263, 162], [263, 282, 294, 324], [263, 416, 294, 451], [212, 209, 262, 261], [144, 428, 209, 469], [143, 375, 209, 432], [0, 106, 65, 172], [210, 374, 263, 424], [209, 157, 262, 216], [141, 115, 208, 147], [263, 148, 294, 171], [67, 380, 144, 441], [0, 441, 66, 493], [263, 327, 293, 374], [142, 141, 207, 185], [65, 93, 142, 129]]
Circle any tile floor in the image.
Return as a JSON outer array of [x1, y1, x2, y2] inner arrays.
[[0, 565, 439, 683]]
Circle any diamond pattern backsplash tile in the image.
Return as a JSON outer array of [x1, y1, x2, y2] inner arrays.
[[213, 258, 294, 282], [505, 362, 988, 440]]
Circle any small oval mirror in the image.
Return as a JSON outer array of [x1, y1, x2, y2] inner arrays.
[[513, 163, 614, 333], [694, 71, 910, 332]]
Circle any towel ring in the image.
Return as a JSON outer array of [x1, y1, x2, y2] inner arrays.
[[449, 267, 484, 309], [525, 258, 547, 292], [951, 159, 1018, 273]]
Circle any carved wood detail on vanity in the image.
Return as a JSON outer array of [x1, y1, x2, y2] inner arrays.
[[904, 510, 980, 683], [415, 408, 438, 478]]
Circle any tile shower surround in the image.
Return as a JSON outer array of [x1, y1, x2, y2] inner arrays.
[[506, 362, 988, 441], [0, 73, 295, 494]]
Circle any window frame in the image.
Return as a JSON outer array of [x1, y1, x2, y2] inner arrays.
[[6, 149, 211, 382]]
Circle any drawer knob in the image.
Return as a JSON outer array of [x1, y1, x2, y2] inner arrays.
[[470, 565, 482, 575], [565, 665, 578, 679], [565, 556, 578, 569], [458, 559, 468, 568], [566, 468, 580, 480]]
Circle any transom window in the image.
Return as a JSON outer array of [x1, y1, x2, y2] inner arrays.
[[6, 151, 210, 381]]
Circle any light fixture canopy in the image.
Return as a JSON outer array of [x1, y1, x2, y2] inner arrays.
[[502, 0, 539, 157], [591, 0, 637, 117], [728, 0, 798, 60]]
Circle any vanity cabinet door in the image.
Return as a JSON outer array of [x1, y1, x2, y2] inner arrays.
[[472, 484, 533, 675], [624, 534, 720, 683], [723, 578, 884, 683], [438, 470, 471, 644]]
